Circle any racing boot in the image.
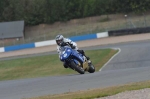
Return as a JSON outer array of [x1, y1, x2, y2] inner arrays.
[[86, 56, 92, 64], [77, 50, 91, 64]]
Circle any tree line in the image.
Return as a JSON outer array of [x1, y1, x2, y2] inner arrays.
[[0, 0, 150, 26]]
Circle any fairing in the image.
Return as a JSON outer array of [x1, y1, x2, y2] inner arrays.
[[60, 46, 84, 63]]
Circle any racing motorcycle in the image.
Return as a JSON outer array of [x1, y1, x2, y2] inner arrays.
[[59, 45, 95, 74]]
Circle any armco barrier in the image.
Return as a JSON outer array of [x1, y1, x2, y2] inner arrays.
[[35, 40, 56, 47], [69, 34, 97, 41], [0, 32, 109, 52], [96, 32, 109, 38], [0, 47, 4, 53], [4, 43, 35, 52]]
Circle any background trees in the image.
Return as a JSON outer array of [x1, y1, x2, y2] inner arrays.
[[0, 0, 150, 26]]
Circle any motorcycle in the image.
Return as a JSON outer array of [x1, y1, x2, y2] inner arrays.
[[59, 46, 95, 74]]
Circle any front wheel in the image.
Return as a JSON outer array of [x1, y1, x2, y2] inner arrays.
[[88, 64, 95, 73], [71, 61, 85, 74]]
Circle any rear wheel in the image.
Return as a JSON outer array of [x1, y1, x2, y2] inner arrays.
[[71, 61, 85, 74], [88, 64, 95, 73]]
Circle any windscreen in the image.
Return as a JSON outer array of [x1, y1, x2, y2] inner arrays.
[[59, 46, 71, 55]]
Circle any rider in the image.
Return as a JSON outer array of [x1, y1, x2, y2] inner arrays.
[[55, 35, 91, 68]]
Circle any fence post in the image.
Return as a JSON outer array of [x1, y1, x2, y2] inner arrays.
[[2, 39, 4, 47], [1, 33, 4, 47], [143, 13, 147, 27], [13, 39, 15, 45], [124, 15, 128, 29]]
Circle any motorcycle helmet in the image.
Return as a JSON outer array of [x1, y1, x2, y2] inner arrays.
[[55, 35, 64, 46]]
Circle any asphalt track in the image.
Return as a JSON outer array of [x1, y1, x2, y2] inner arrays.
[[0, 40, 150, 99]]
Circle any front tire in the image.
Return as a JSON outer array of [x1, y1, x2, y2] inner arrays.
[[88, 64, 95, 73], [71, 61, 85, 74]]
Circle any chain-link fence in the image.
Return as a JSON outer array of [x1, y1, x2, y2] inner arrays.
[[0, 13, 150, 47]]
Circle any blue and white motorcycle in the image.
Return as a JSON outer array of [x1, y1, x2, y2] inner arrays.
[[59, 46, 95, 74]]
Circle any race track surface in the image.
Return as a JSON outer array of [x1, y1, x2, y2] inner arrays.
[[0, 40, 150, 99]]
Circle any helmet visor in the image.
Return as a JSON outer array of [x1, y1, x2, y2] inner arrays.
[[56, 40, 63, 45]]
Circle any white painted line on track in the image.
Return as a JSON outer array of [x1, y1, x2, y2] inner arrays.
[[99, 48, 121, 71]]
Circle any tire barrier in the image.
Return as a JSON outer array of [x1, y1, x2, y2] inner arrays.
[[108, 27, 150, 36]]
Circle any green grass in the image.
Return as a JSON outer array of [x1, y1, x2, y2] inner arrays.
[[0, 49, 118, 81]]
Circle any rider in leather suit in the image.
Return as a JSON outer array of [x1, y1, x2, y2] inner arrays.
[[55, 35, 91, 68]]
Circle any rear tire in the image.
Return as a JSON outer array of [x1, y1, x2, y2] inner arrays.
[[71, 61, 85, 74], [88, 64, 95, 73]]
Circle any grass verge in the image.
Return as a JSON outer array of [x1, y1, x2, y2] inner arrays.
[[0, 48, 118, 81], [28, 80, 150, 99]]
